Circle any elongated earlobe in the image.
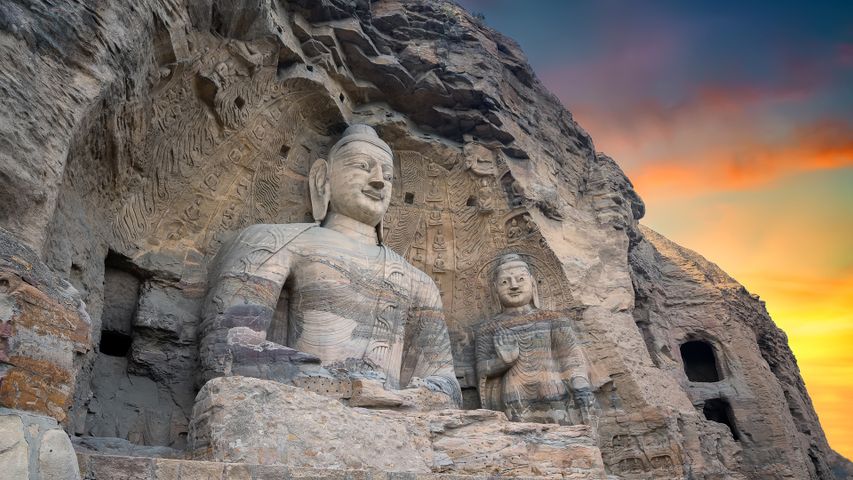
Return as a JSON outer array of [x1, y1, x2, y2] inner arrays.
[[309, 159, 330, 222], [531, 276, 541, 309], [492, 281, 504, 313]]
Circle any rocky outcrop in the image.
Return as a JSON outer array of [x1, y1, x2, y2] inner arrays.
[[0, 229, 91, 425], [189, 376, 604, 478], [0, 0, 846, 478], [630, 226, 851, 478]]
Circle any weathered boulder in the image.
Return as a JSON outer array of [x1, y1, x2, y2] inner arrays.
[[39, 429, 80, 480], [0, 414, 29, 479], [0, 408, 81, 480]]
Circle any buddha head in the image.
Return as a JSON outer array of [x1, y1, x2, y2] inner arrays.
[[492, 254, 540, 311], [309, 124, 394, 235]]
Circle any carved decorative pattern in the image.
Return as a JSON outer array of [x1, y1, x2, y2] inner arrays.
[[108, 36, 342, 255]]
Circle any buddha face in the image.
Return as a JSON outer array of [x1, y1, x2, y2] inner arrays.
[[327, 141, 393, 227], [495, 263, 534, 309]]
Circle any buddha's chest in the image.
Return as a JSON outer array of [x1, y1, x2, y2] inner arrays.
[[288, 242, 409, 293], [282, 238, 416, 372], [509, 322, 553, 350], [284, 237, 415, 333]]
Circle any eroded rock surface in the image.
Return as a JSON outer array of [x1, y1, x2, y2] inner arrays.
[[0, 0, 848, 478], [630, 226, 848, 478], [189, 376, 604, 478], [0, 229, 91, 424]]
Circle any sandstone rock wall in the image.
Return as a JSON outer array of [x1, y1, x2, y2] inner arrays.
[[0, 0, 846, 478], [630, 226, 847, 478], [0, 229, 91, 425]]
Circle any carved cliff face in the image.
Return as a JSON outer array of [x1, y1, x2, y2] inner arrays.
[[327, 142, 394, 228], [495, 263, 535, 309], [2, 0, 833, 476]]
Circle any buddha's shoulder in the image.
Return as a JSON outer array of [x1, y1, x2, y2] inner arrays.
[[231, 223, 318, 247], [382, 247, 437, 287]]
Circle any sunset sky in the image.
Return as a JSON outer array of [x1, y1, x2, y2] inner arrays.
[[457, 0, 853, 458]]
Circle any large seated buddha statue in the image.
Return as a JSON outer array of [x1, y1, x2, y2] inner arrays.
[[199, 124, 461, 408]]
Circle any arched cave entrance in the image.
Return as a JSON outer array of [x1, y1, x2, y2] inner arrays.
[[680, 340, 721, 382], [703, 398, 740, 440]]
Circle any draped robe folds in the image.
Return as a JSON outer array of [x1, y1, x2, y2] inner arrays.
[[200, 223, 461, 405], [474, 309, 588, 417]]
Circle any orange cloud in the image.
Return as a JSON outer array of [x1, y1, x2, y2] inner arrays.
[[593, 117, 853, 201], [553, 55, 852, 202]]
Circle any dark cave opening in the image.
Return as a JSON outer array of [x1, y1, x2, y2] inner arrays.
[[99, 330, 132, 357], [703, 398, 740, 440], [680, 340, 721, 382], [99, 251, 141, 357]]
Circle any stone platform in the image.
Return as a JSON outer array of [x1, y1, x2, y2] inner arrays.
[[186, 377, 605, 479], [76, 453, 593, 480]]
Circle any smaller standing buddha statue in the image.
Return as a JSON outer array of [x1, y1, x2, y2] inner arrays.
[[474, 254, 597, 425]]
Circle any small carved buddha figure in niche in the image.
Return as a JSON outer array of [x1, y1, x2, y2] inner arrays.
[[200, 124, 461, 408], [432, 229, 447, 251], [427, 160, 441, 177], [507, 219, 523, 239], [474, 254, 596, 425], [426, 179, 442, 202], [477, 178, 495, 212], [428, 210, 442, 226], [433, 252, 446, 272]]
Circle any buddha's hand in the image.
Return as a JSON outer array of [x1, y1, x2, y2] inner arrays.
[[494, 330, 519, 365], [571, 376, 596, 409]]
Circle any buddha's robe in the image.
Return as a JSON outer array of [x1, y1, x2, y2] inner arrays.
[[200, 223, 461, 405], [474, 309, 587, 419]]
